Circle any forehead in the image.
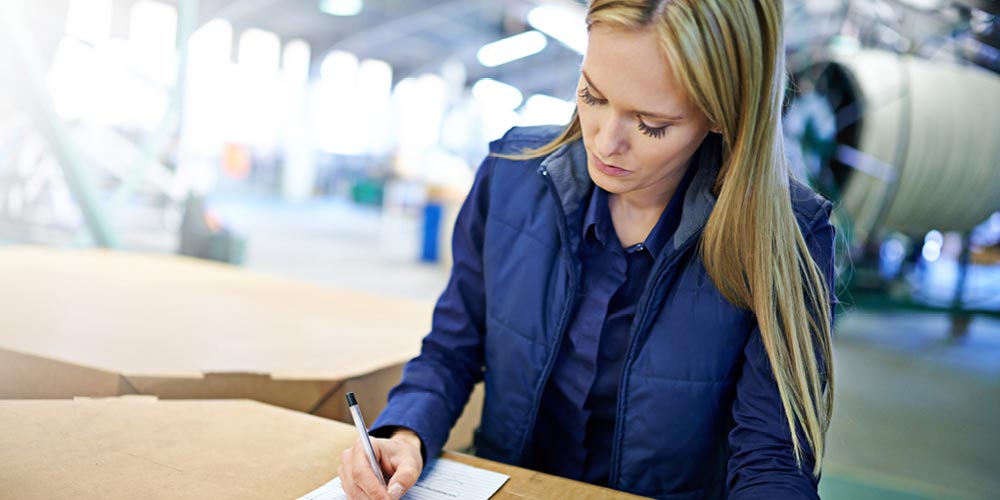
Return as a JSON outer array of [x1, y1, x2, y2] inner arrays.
[[582, 24, 689, 113]]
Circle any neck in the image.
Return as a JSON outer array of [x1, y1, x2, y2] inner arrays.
[[608, 167, 687, 247]]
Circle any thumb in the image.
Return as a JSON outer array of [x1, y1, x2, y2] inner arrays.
[[387, 463, 419, 500]]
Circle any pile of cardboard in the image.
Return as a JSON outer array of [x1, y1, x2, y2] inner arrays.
[[0, 246, 482, 450]]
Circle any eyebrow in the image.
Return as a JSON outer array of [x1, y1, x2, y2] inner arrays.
[[581, 70, 685, 121]]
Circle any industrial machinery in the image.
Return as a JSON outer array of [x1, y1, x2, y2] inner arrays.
[[784, 0, 1000, 336]]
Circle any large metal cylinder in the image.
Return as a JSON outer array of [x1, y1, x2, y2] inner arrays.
[[789, 50, 1000, 245]]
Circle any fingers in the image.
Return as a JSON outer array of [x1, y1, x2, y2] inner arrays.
[[378, 434, 422, 500], [339, 449, 352, 494], [350, 438, 391, 500], [340, 445, 376, 500], [340, 437, 422, 500], [386, 462, 420, 500]]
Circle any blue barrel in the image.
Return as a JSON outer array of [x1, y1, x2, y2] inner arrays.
[[421, 202, 443, 263]]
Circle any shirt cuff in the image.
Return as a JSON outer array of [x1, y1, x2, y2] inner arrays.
[[370, 390, 454, 463]]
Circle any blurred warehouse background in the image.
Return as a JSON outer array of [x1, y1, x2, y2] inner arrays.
[[0, 0, 999, 499]]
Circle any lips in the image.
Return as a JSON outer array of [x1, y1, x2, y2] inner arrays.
[[592, 153, 631, 177]]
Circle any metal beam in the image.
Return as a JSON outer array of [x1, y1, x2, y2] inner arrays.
[[110, 0, 199, 207]]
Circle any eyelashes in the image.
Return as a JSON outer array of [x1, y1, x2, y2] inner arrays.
[[638, 120, 668, 139], [577, 86, 606, 106], [578, 86, 669, 139]]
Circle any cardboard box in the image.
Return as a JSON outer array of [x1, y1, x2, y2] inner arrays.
[[0, 398, 358, 499], [0, 347, 133, 398], [0, 246, 482, 450], [0, 398, 646, 500]]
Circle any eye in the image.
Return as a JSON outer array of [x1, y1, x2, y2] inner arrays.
[[638, 119, 668, 139], [577, 86, 607, 106]]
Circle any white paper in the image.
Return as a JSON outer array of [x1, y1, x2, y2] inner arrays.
[[297, 457, 510, 500]]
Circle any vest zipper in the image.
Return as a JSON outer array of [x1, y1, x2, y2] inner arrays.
[[514, 165, 582, 464], [608, 231, 703, 487]]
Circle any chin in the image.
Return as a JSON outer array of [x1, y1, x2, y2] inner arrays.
[[587, 164, 629, 194]]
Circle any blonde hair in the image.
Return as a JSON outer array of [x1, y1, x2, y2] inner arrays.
[[510, 0, 834, 475]]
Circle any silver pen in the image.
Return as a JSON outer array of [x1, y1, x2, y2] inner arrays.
[[346, 392, 388, 488]]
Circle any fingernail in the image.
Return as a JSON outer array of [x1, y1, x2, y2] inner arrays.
[[388, 483, 404, 500]]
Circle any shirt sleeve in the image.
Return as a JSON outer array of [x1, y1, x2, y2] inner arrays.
[[727, 203, 836, 500], [369, 153, 496, 462]]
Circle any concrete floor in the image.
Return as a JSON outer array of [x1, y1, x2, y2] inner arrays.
[[12, 194, 1000, 499], [824, 312, 1000, 500]]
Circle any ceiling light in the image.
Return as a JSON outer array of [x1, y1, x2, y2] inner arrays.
[[527, 4, 587, 54], [519, 94, 574, 126], [472, 78, 523, 110], [477, 30, 548, 67], [318, 0, 362, 17]]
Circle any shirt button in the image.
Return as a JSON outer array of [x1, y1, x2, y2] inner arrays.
[[636, 244, 645, 251]]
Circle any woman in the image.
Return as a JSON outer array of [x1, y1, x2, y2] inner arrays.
[[339, 1, 836, 499]]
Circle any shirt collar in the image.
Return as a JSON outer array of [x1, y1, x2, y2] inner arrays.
[[643, 163, 698, 258], [582, 184, 608, 247]]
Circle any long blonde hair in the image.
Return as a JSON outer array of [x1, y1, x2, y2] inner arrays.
[[515, 0, 834, 475]]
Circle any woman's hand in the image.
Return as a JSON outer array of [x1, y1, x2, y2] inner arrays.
[[338, 428, 424, 500]]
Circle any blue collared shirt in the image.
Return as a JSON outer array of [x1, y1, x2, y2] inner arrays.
[[530, 164, 697, 486]]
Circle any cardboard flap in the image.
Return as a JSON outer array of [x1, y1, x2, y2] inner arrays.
[[124, 372, 340, 412], [0, 348, 134, 399]]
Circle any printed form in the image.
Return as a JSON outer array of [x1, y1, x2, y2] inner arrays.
[[298, 457, 510, 500]]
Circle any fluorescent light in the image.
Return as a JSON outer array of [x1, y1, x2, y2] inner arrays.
[[527, 4, 587, 54], [65, 0, 112, 43], [393, 75, 446, 149], [319, 0, 363, 16], [282, 39, 311, 81], [472, 78, 523, 110], [129, 0, 178, 54], [320, 50, 358, 83], [127, 0, 178, 85], [190, 19, 234, 66], [518, 94, 574, 126], [237, 28, 281, 74], [477, 30, 547, 67]]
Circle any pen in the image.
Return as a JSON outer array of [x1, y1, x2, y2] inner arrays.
[[346, 392, 388, 488]]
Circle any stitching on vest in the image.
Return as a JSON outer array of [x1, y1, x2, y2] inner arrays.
[[486, 213, 558, 251]]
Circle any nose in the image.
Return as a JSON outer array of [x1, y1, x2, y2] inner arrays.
[[594, 115, 628, 159]]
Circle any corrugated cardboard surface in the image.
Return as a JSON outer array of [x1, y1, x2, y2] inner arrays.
[[0, 398, 355, 499], [0, 246, 482, 450], [0, 398, 648, 500]]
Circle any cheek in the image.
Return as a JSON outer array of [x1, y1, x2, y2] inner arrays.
[[636, 132, 706, 174], [634, 140, 686, 173], [577, 106, 598, 140]]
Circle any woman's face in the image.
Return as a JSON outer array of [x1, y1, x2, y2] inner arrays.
[[578, 24, 714, 201]]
